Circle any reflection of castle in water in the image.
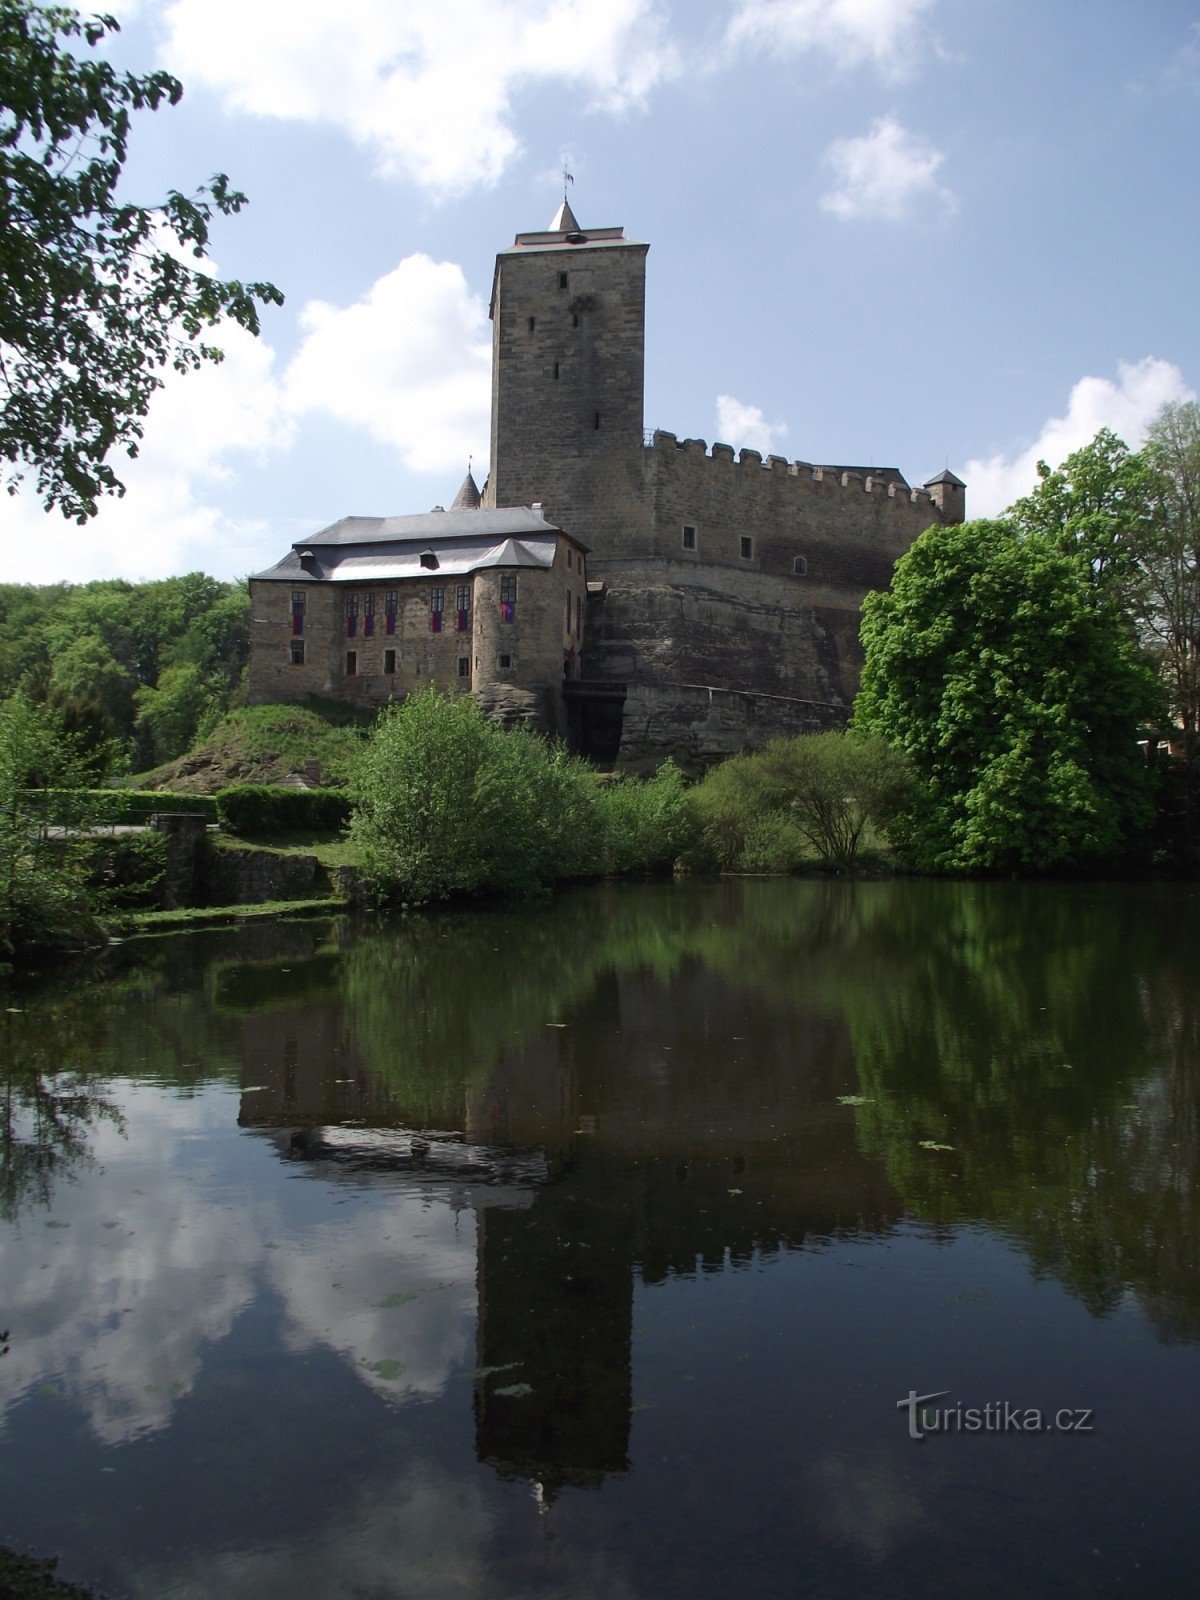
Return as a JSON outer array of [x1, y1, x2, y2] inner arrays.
[[234, 952, 901, 1499]]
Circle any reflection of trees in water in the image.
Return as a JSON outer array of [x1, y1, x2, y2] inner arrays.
[[837, 883, 1200, 1342], [0, 1014, 126, 1220]]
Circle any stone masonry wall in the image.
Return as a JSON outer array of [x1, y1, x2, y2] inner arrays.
[[486, 241, 651, 559], [249, 542, 588, 730]]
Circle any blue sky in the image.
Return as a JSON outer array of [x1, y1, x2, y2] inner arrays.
[[4, 0, 1198, 582]]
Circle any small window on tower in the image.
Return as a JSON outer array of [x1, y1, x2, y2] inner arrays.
[[384, 649, 397, 674], [457, 657, 470, 679], [740, 536, 754, 560], [682, 525, 697, 551], [572, 313, 579, 328], [553, 361, 560, 380], [498, 653, 512, 670], [345, 651, 358, 676], [528, 316, 536, 332], [289, 639, 305, 666], [567, 547, 573, 569], [793, 555, 808, 577], [594, 411, 601, 430], [558, 271, 568, 290]]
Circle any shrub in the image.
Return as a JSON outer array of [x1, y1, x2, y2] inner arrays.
[[593, 760, 692, 875], [215, 785, 352, 836], [349, 688, 598, 904], [23, 789, 218, 825], [85, 831, 170, 909]]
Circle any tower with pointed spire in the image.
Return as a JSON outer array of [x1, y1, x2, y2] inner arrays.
[[485, 202, 649, 556]]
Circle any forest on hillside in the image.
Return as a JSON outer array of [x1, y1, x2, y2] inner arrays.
[[0, 575, 250, 774]]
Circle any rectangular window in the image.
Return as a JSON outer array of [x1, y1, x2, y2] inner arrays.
[[384, 648, 397, 674], [558, 271, 568, 289], [289, 639, 305, 666], [740, 535, 754, 560], [567, 547, 573, 570], [566, 593, 573, 635], [575, 593, 582, 636], [498, 653, 512, 670], [363, 591, 375, 637], [345, 650, 357, 676], [429, 587, 444, 633], [345, 594, 359, 637], [455, 584, 471, 632], [682, 524, 696, 551], [500, 575, 517, 623], [457, 657, 470, 679], [385, 590, 398, 635], [291, 589, 306, 635], [793, 555, 808, 577]]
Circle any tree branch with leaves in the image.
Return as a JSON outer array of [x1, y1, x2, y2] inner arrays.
[[0, 0, 283, 522]]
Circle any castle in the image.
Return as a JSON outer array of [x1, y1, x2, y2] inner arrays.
[[248, 200, 964, 766]]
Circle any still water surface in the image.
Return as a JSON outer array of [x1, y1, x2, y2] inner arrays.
[[2, 879, 1199, 1598]]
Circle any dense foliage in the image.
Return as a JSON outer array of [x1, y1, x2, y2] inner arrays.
[[216, 784, 352, 836], [0, 691, 103, 966], [0, 574, 249, 769], [349, 689, 693, 904], [689, 732, 910, 870], [854, 518, 1160, 873], [0, 0, 281, 520]]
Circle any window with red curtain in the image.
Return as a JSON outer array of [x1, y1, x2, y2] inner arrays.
[[430, 587, 444, 632], [345, 594, 358, 637], [363, 592, 375, 637], [291, 590, 306, 635], [456, 584, 471, 632], [385, 590, 398, 635], [500, 575, 516, 622]]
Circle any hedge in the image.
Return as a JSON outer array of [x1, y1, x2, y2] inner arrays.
[[215, 785, 352, 836]]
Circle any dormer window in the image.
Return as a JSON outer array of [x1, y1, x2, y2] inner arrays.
[[420, 549, 439, 570]]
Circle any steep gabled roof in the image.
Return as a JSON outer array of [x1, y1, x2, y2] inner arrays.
[[451, 468, 481, 510], [547, 197, 580, 233]]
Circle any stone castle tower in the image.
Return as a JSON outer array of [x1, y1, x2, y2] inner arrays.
[[484, 197, 650, 561]]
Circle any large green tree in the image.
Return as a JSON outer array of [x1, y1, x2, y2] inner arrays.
[[1141, 401, 1200, 756], [0, 0, 282, 521], [854, 518, 1161, 873]]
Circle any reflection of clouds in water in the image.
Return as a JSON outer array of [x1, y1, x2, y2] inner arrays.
[[128, 1461, 496, 1600], [0, 1087, 266, 1445], [806, 1451, 931, 1563], [269, 1195, 477, 1400], [0, 1086, 481, 1445]]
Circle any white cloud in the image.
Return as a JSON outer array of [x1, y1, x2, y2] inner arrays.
[[965, 358, 1197, 518], [0, 249, 493, 582], [157, 0, 679, 194], [0, 322, 291, 583], [726, 0, 936, 78], [715, 395, 789, 456], [820, 116, 955, 221], [284, 256, 492, 475]]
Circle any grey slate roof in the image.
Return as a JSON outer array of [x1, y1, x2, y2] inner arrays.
[[924, 468, 966, 488], [251, 507, 577, 584]]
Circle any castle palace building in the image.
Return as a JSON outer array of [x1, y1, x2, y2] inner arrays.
[[248, 200, 965, 766]]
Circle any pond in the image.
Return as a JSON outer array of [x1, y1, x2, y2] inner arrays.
[[1, 878, 1199, 1599]]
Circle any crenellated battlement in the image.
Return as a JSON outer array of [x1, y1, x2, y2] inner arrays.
[[646, 430, 941, 519]]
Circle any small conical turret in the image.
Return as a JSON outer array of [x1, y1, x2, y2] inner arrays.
[[451, 466, 481, 511]]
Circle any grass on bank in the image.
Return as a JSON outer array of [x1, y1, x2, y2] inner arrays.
[[132, 700, 375, 793], [111, 897, 346, 935]]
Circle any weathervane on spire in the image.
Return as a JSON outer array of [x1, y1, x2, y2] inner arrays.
[[563, 161, 574, 202]]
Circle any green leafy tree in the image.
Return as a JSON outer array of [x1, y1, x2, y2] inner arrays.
[[0, 0, 282, 520], [1142, 401, 1200, 757], [0, 690, 103, 966], [1008, 427, 1161, 594], [854, 519, 1161, 873], [350, 688, 598, 905]]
